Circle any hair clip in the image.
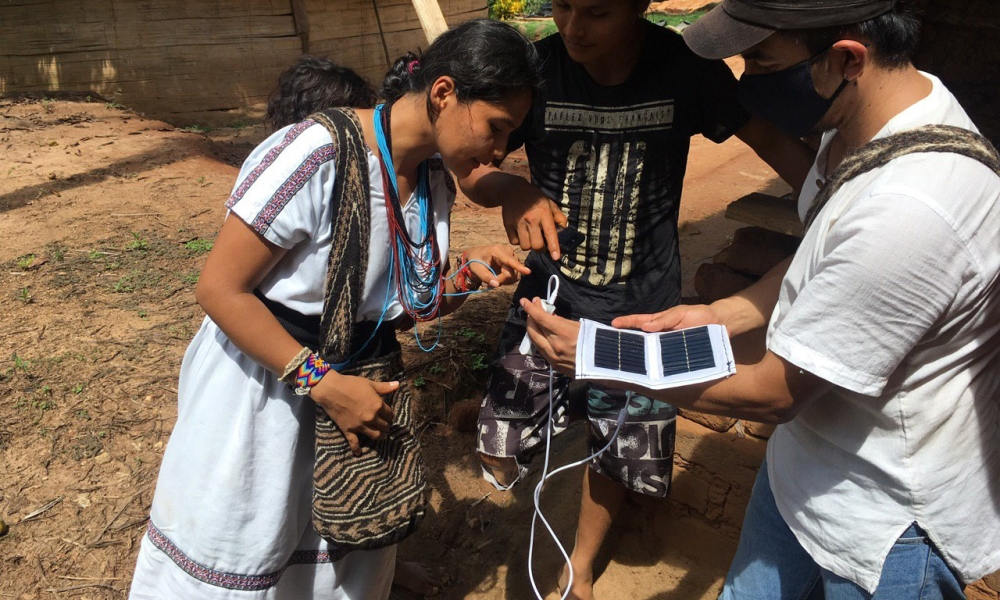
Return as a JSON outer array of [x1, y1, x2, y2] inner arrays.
[[407, 60, 420, 75]]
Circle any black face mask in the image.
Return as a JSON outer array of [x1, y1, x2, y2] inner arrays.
[[738, 50, 850, 138]]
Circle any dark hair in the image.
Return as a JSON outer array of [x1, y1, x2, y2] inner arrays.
[[783, 1, 922, 69], [379, 19, 543, 117], [266, 56, 378, 130]]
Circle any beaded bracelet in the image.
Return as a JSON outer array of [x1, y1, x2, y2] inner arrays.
[[453, 251, 482, 294], [292, 353, 333, 396]]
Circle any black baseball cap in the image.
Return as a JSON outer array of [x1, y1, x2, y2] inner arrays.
[[683, 0, 895, 59]]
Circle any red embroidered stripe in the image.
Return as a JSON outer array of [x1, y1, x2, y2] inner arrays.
[[245, 144, 336, 235], [227, 120, 315, 210], [146, 521, 348, 590]]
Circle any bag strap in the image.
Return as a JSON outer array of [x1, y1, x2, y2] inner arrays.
[[309, 108, 372, 363], [804, 125, 1000, 230]]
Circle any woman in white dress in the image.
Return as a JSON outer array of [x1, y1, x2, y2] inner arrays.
[[129, 19, 542, 600]]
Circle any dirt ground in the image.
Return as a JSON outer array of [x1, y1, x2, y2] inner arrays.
[[1, 95, 996, 600]]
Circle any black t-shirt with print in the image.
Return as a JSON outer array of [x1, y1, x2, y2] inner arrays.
[[508, 21, 749, 323]]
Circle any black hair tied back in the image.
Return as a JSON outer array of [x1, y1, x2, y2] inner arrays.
[[380, 51, 422, 105], [379, 19, 543, 114]]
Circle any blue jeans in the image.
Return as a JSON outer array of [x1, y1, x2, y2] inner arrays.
[[720, 460, 966, 600]]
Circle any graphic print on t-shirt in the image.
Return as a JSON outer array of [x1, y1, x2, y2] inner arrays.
[[545, 100, 675, 286]]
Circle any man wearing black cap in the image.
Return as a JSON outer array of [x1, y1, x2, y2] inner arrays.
[[519, 0, 1000, 597]]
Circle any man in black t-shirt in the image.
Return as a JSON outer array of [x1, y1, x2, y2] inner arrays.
[[460, 2, 813, 597]]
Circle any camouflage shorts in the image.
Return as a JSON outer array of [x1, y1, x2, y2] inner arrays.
[[476, 294, 677, 497]]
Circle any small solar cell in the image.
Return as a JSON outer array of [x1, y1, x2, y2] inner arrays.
[[594, 329, 623, 371], [659, 327, 717, 377], [618, 332, 647, 375], [593, 329, 648, 375]]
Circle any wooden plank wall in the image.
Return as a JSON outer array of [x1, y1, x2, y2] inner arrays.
[[0, 0, 303, 123], [0, 0, 485, 125], [306, 0, 486, 91], [913, 0, 1000, 146]]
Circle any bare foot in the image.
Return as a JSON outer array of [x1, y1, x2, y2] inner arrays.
[[393, 560, 442, 597], [556, 563, 595, 600]]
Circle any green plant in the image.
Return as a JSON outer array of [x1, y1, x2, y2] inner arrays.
[[429, 364, 444, 375], [469, 352, 489, 371], [516, 19, 559, 40], [521, 0, 544, 16], [72, 384, 85, 395], [125, 231, 148, 252], [113, 276, 134, 293], [17, 287, 32, 303], [181, 124, 212, 134], [12, 353, 32, 374], [488, 0, 524, 20], [88, 249, 107, 260], [16, 254, 35, 270], [645, 10, 710, 28], [184, 239, 213, 254], [46, 243, 65, 262], [182, 272, 199, 285], [138, 310, 148, 319], [458, 326, 486, 344], [112, 270, 160, 293], [413, 375, 427, 388], [105, 88, 124, 110]]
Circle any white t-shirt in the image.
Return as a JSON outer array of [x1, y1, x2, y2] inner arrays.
[[226, 120, 455, 322], [766, 73, 1000, 592]]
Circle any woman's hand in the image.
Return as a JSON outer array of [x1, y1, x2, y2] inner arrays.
[[520, 296, 580, 376], [309, 373, 397, 456], [463, 244, 531, 288]]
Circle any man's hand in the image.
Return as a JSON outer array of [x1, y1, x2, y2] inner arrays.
[[502, 193, 568, 261], [612, 304, 725, 333], [520, 296, 579, 376], [458, 164, 569, 261]]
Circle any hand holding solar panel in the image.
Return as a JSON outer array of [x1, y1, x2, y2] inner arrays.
[[576, 320, 736, 390]]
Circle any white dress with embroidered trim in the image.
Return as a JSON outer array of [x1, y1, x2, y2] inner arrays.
[[128, 120, 454, 599]]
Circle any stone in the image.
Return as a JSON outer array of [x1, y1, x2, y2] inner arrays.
[[720, 226, 800, 277], [678, 408, 737, 433], [694, 262, 757, 304], [740, 420, 776, 440]]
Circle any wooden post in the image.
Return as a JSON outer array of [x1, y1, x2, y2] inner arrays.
[[290, 0, 310, 53], [411, 0, 449, 43]]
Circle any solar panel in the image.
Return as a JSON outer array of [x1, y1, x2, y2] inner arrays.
[[594, 328, 648, 375], [660, 327, 716, 377], [576, 319, 735, 390]]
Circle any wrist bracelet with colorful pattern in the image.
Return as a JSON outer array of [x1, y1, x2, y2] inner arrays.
[[292, 353, 333, 396]]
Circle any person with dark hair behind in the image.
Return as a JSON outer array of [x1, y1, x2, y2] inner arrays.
[[521, 1, 1000, 598], [265, 56, 379, 131], [128, 19, 542, 600]]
